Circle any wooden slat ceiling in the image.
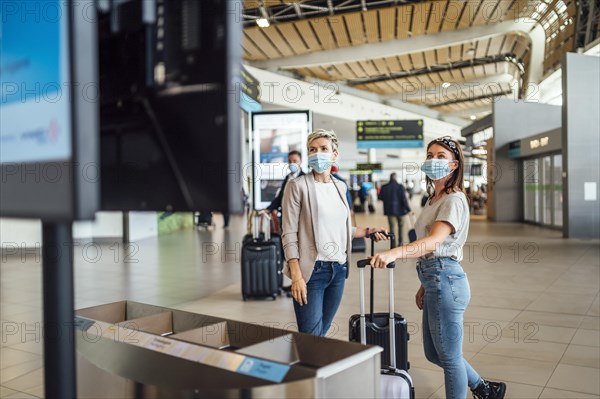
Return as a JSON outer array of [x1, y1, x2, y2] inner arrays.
[[242, 0, 575, 118], [243, 0, 537, 62]]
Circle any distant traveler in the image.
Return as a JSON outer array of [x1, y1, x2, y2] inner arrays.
[[379, 173, 411, 246], [370, 137, 506, 399], [282, 129, 387, 336], [405, 179, 414, 199], [261, 150, 305, 216], [260, 150, 305, 294], [330, 165, 352, 208]]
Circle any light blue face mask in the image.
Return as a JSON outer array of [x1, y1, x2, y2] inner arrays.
[[288, 163, 300, 174], [308, 153, 333, 173], [421, 159, 455, 180]]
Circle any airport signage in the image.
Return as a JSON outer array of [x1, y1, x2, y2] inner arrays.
[[357, 120, 424, 149], [517, 128, 562, 158], [356, 163, 383, 172]]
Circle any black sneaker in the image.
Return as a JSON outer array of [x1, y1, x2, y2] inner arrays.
[[471, 379, 506, 399]]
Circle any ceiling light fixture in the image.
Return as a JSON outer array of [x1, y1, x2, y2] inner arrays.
[[256, 18, 270, 28], [442, 82, 451, 88], [470, 115, 477, 120]]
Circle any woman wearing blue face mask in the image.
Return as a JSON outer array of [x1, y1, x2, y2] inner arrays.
[[370, 137, 506, 399], [281, 129, 388, 337]]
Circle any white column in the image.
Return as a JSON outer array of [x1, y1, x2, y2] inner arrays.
[[368, 148, 376, 163]]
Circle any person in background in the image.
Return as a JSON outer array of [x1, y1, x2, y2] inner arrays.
[[282, 129, 387, 336], [367, 183, 378, 213], [370, 137, 506, 399], [358, 181, 371, 212], [223, 212, 230, 228], [259, 150, 304, 294], [331, 165, 352, 208], [405, 179, 414, 199], [261, 150, 304, 217], [379, 173, 411, 247]]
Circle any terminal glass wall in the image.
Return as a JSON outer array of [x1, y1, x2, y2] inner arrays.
[[553, 155, 563, 226], [523, 154, 562, 227], [524, 159, 540, 223]]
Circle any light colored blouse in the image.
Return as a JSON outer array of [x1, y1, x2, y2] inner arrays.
[[314, 180, 348, 262]]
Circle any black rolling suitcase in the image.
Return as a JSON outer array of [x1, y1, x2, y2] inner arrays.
[[241, 214, 282, 301], [194, 212, 213, 228], [349, 233, 410, 371], [351, 236, 415, 398], [350, 213, 366, 253], [351, 237, 366, 253]]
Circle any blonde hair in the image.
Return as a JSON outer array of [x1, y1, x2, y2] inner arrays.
[[307, 129, 339, 152]]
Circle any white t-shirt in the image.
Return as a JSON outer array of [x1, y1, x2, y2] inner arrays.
[[414, 192, 470, 261], [314, 181, 348, 262]]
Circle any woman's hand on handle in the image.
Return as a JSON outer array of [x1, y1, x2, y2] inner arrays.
[[359, 227, 389, 240], [415, 285, 425, 310], [371, 229, 389, 242], [369, 248, 397, 269], [291, 278, 307, 305]]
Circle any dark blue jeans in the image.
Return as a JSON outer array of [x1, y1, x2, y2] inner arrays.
[[293, 261, 347, 336]]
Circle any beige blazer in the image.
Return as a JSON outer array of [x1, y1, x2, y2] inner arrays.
[[281, 172, 355, 283]]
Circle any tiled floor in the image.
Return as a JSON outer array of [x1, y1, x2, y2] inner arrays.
[[1, 204, 599, 398]]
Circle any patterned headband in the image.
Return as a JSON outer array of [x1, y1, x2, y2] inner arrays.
[[432, 136, 460, 159]]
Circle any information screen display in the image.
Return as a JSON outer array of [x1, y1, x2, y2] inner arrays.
[[251, 111, 311, 210], [357, 120, 424, 149], [0, 1, 72, 163]]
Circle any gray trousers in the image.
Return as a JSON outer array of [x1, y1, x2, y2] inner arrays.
[[387, 215, 404, 246]]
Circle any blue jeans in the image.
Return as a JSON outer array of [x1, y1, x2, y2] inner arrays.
[[417, 257, 481, 399], [293, 261, 347, 336]]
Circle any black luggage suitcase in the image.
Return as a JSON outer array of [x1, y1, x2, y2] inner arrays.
[[351, 234, 414, 399], [349, 233, 410, 371], [243, 232, 284, 291], [195, 212, 213, 228], [241, 214, 282, 301], [351, 237, 366, 253]]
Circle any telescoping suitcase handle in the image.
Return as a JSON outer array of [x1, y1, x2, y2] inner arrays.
[[356, 232, 398, 369], [252, 212, 272, 241]]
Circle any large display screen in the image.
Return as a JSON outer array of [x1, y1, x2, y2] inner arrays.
[[251, 111, 311, 210], [0, 0, 72, 163]]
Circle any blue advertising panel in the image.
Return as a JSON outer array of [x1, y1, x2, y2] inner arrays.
[[0, 0, 72, 163]]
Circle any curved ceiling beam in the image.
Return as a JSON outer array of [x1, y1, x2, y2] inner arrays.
[[383, 72, 518, 102], [249, 20, 543, 74]]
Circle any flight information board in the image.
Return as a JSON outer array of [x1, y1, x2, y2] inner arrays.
[[357, 120, 424, 148]]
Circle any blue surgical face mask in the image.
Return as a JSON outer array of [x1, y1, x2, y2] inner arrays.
[[421, 159, 455, 180], [288, 163, 300, 174], [308, 153, 333, 173]]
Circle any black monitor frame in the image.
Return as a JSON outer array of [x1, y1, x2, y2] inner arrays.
[[97, 0, 243, 213]]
